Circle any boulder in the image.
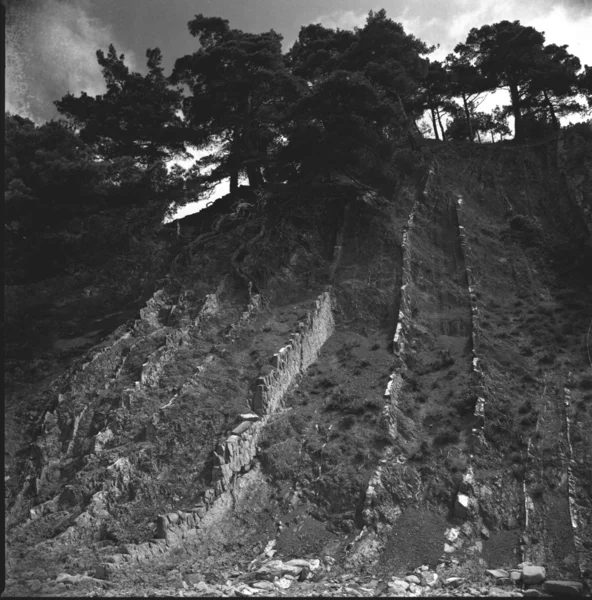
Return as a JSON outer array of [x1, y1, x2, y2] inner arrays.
[[256, 560, 302, 580], [405, 575, 421, 584], [487, 569, 510, 579], [522, 565, 546, 585], [445, 527, 460, 542], [387, 583, 408, 595], [422, 572, 439, 587], [274, 577, 293, 590], [543, 580, 583, 596], [186, 574, 205, 586], [251, 581, 275, 591], [389, 579, 409, 590], [26, 580, 42, 592], [285, 559, 313, 569], [454, 493, 471, 518]]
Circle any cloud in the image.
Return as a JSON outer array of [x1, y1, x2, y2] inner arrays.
[[441, 0, 592, 64], [6, 0, 137, 123], [314, 8, 375, 31]]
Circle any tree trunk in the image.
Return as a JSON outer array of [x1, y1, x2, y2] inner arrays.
[[230, 170, 238, 194], [461, 93, 474, 142], [436, 108, 446, 140], [491, 132, 495, 143], [543, 89, 559, 131], [229, 127, 240, 195], [430, 107, 440, 141], [509, 81, 524, 142], [246, 164, 263, 189], [476, 129, 481, 143]]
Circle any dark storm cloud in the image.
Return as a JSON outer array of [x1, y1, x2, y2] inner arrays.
[[6, 0, 591, 124], [6, 0, 137, 123]]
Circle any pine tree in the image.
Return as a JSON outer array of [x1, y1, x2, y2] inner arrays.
[[170, 15, 305, 193], [55, 46, 189, 164]]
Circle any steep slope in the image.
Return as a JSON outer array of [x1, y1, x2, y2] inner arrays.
[[4, 129, 592, 597]]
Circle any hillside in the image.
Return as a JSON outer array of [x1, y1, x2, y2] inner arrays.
[[4, 128, 592, 598]]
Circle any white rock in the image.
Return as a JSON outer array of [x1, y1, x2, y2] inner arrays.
[[274, 577, 292, 590], [309, 559, 321, 571], [405, 575, 421, 584], [389, 580, 409, 590], [240, 413, 260, 421], [285, 559, 312, 569], [257, 560, 302, 578], [445, 527, 460, 543], [454, 493, 471, 517], [522, 565, 546, 585]]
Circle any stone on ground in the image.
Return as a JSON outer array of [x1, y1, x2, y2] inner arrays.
[[487, 569, 509, 579], [522, 565, 546, 585], [543, 580, 583, 596]]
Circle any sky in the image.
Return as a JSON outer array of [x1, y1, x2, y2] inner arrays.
[[6, 0, 592, 220]]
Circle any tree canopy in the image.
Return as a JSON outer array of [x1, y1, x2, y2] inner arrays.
[[55, 46, 190, 165], [170, 15, 305, 193], [7, 9, 591, 285], [453, 20, 588, 142]]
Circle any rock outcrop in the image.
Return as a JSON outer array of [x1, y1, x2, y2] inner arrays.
[[148, 291, 335, 554]]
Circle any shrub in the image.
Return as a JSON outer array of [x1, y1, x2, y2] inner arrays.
[[260, 418, 294, 449], [520, 414, 537, 427], [538, 351, 555, 364], [453, 395, 475, 416], [288, 412, 308, 435], [339, 415, 355, 430], [448, 455, 468, 472], [511, 464, 526, 480], [260, 437, 303, 479], [317, 377, 337, 389], [433, 430, 460, 446]]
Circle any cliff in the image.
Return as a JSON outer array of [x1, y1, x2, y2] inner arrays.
[[4, 128, 592, 597]]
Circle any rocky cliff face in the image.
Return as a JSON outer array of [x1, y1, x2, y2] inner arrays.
[[4, 131, 592, 597]]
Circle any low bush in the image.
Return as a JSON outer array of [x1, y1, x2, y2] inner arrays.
[[288, 412, 308, 435], [433, 430, 460, 446]]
